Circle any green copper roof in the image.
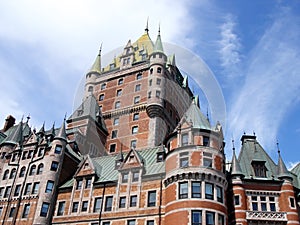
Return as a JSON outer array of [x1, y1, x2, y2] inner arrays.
[[291, 163, 300, 188], [2, 121, 23, 145], [182, 100, 211, 130], [231, 150, 243, 177], [153, 29, 164, 53], [88, 49, 102, 75]]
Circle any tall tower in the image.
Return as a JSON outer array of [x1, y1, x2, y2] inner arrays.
[[164, 99, 227, 225]]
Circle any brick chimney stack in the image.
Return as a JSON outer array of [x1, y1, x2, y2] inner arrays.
[[1, 115, 16, 132]]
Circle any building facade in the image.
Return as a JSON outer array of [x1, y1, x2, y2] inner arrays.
[[0, 25, 299, 225]]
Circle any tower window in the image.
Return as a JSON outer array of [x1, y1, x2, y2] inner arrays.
[[116, 89, 122, 96], [156, 90, 161, 98], [118, 78, 124, 85], [22, 204, 30, 218], [133, 113, 139, 121], [192, 181, 201, 198], [182, 133, 189, 146], [19, 167, 26, 177], [157, 67, 162, 73], [76, 180, 83, 190], [180, 152, 189, 168], [192, 210, 202, 225], [3, 170, 9, 180], [40, 202, 50, 217], [132, 171, 139, 182], [14, 184, 21, 196], [101, 83, 106, 90], [9, 168, 16, 179], [234, 195, 240, 206], [32, 182, 39, 194], [216, 186, 223, 203], [156, 78, 161, 85], [24, 183, 32, 195], [130, 140, 137, 148], [179, 182, 188, 199], [122, 172, 129, 183], [205, 183, 214, 200], [218, 214, 225, 225], [99, 94, 104, 101], [206, 212, 215, 225], [132, 126, 138, 134], [115, 101, 121, 109], [110, 144, 116, 153], [88, 86, 93, 92], [45, 180, 54, 193], [135, 84, 141, 92], [54, 145, 62, 154], [113, 117, 119, 125], [136, 73, 142, 80], [111, 130, 118, 139], [37, 163, 44, 175], [51, 161, 59, 171], [150, 68, 153, 74], [9, 207, 15, 218], [4, 186, 11, 198], [203, 152, 213, 168], [29, 165, 36, 176], [134, 96, 140, 104], [148, 91, 151, 99], [149, 79, 152, 86], [57, 201, 65, 216], [203, 136, 210, 146]]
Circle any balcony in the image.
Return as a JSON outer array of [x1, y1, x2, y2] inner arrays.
[[246, 211, 287, 221]]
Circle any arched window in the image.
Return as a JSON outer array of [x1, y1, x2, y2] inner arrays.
[[88, 86, 93, 92], [157, 67, 162, 73], [37, 164, 44, 175], [29, 165, 36, 176], [19, 167, 26, 177], [9, 168, 16, 179], [3, 170, 9, 180]]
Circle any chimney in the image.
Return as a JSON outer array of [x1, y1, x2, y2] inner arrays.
[[1, 115, 16, 132]]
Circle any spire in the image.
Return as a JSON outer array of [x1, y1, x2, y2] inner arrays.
[[231, 140, 244, 177], [37, 122, 45, 135], [88, 44, 102, 75], [50, 122, 55, 137], [276, 141, 292, 180], [153, 25, 164, 53], [145, 17, 149, 34], [55, 117, 67, 142]]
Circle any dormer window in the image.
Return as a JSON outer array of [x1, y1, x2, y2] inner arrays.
[[203, 136, 210, 146], [122, 172, 129, 183], [157, 153, 164, 162], [182, 133, 189, 146], [252, 161, 267, 177]]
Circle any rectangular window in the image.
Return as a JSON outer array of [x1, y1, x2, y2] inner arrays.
[[270, 203, 276, 211], [45, 180, 54, 193], [93, 197, 102, 212], [22, 204, 30, 218], [135, 84, 141, 92], [137, 73, 142, 80], [38, 148, 45, 157], [0, 207, 2, 216], [105, 196, 113, 211], [132, 171, 139, 182], [32, 182, 40, 194], [24, 183, 32, 195], [122, 172, 129, 183], [206, 212, 215, 225], [133, 113, 139, 121], [216, 186, 223, 203], [156, 78, 161, 85], [148, 191, 156, 207], [85, 178, 92, 188], [192, 210, 202, 225], [76, 180, 82, 190], [57, 201, 65, 216], [148, 91, 151, 99], [109, 144, 116, 153], [113, 118, 119, 125], [156, 90, 161, 98], [9, 207, 15, 218], [54, 145, 62, 154], [192, 182, 201, 198], [252, 202, 258, 211], [205, 183, 214, 200], [4, 186, 11, 198], [99, 94, 104, 101], [101, 83, 106, 90], [14, 184, 21, 196], [218, 214, 224, 225], [132, 126, 138, 134], [72, 202, 79, 213], [180, 152, 189, 168], [40, 202, 50, 217], [103, 222, 110, 225], [290, 197, 295, 208], [119, 197, 126, 208], [130, 195, 137, 207], [149, 79, 152, 86], [179, 182, 188, 199], [147, 221, 154, 225], [234, 195, 240, 205], [81, 201, 88, 212], [134, 96, 140, 104], [0, 187, 4, 198], [50, 161, 59, 171], [182, 133, 188, 146], [128, 220, 136, 225], [130, 140, 137, 148], [116, 89, 122, 96], [111, 130, 118, 139], [203, 136, 210, 146], [118, 78, 124, 85], [115, 101, 121, 109]]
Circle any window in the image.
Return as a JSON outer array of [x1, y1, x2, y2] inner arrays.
[[72, 202, 79, 213], [28, 150, 33, 159], [137, 73, 142, 80], [130, 140, 137, 148], [76, 180, 83, 190], [93, 197, 102, 212], [115, 101, 121, 109], [9, 207, 15, 218], [22, 151, 27, 160], [156, 90, 161, 98], [88, 86, 93, 92], [234, 195, 240, 205], [132, 126, 138, 134], [180, 152, 189, 168], [111, 130, 118, 139], [109, 144, 116, 153], [218, 214, 224, 225], [156, 78, 161, 85], [38, 148, 44, 157], [150, 68, 153, 74], [192, 210, 202, 225], [203, 158, 213, 168], [147, 221, 154, 225], [132, 171, 139, 182], [290, 197, 295, 208], [192, 182, 201, 198], [157, 153, 164, 162], [116, 89, 122, 96], [22, 204, 30, 218], [216, 186, 223, 203], [118, 78, 124, 85], [113, 117, 119, 125], [82, 201, 88, 212], [252, 162, 267, 177], [14, 184, 21, 196], [55, 145, 62, 154], [57, 201, 65, 216], [205, 183, 214, 200], [3, 170, 9, 180], [45, 180, 54, 193], [179, 182, 188, 199], [128, 220, 136, 225], [149, 79, 152, 86], [0, 207, 2, 216], [105, 196, 113, 211], [37, 163, 44, 175], [134, 96, 140, 104], [85, 178, 92, 188], [0, 187, 4, 198], [157, 67, 162, 73], [130, 195, 137, 207], [40, 202, 50, 217], [29, 165, 36, 176], [19, 167, 26, 177], [103, 222, 110, 225], [9, 168, 16, 179], [148, 191, 156, 207], [99, 94, 104, 101], [203, 136, 210, 146], [4, 186, 11, 198], [51, 161, 59, 171], [101, 83, 106, 90], [24, 183, 32, 195], [133, 113, 139, 121], [135, 84, 141, 92], [182, 133, 188, 146], [32, 182, 39, 194], [148, 91, 151, 99], [206, 212, 215, 225], [119, 197, 126, 208], [122, 172, 129, 183]]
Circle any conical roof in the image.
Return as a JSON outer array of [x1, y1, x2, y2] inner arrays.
[[231, 149, 244, 177], [55, 120, 67, 142], [88, 48, 102, 75], [153, 27, 164, 53], [2, 120, 23, 145], [277, 152, 292, 180], [37, 122, 45, 135]]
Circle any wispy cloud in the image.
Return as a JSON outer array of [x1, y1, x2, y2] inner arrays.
[[218, 14, 242, 79], [228, 7, 300, 152]]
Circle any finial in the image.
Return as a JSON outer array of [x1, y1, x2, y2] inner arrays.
[[206, 107, 210, 122], [232, 139, 235, 152], [64, 113, 67, 121], [158, 22, 161, 35], [99, 43, 103, 56], [253, 131, 256, 136], [277, 140, 280, 155], [243, 131, 246, 135], [145, 17, 149, 34], [26, 114, 31, 123]]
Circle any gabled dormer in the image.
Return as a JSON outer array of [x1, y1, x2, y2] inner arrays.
[[74, 156, 97, 178], [119, 148, 144, 170]]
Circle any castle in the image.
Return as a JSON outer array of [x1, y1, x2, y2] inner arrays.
[[0, 25, 299, 225]]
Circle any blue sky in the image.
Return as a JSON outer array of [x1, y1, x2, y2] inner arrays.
[[0, 0, 299, 168]]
